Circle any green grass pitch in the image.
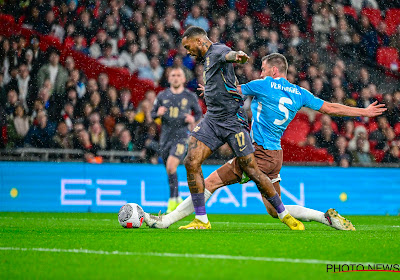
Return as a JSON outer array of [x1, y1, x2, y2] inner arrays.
[[0, 212, 399, 280]]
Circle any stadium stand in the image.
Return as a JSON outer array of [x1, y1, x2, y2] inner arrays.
[[0, 0, 399, 167]]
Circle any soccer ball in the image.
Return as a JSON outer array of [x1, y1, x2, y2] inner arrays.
[[118, 203, 144, 228]]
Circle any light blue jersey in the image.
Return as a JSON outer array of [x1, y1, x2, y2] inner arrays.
[[241, 77, 324, 150]]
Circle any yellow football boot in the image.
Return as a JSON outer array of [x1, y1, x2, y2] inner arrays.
[[178, 218, 211, 230], [166, 197, 183, 214], [280, 214, 305, 230]]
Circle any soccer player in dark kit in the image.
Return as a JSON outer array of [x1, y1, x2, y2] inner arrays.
[[151, 66, 202, 213], [180, 26, 304, 230]]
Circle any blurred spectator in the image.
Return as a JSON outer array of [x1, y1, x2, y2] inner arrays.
[[348, 125, 370, 152], [24, 110, 56, 148], [88, 121, 107, 150], [103, 87, 119, 114], [143, 122, 159, 164], [350, 0, 378, 14], [354, 67, 372, 92], [184, 5, 210, 32], [116, 129, 135, 151], [357, 87, 375, 109], [312, 5, 337, 48], [98, 73, 109, 96], [109, 122, 125, 149], [342, 119, 355, 141], [333, 136, 352, 165], [26, 35, 45, 75], [71, 34, 90, 56], [351, 138, 375, 166], [51, 121, 73, 149], [75, 129, 99, 159], [359, 15, 378, 61], [75, 10, 99, 43], [383, 93, 400, 126], [61, 102, 75, 131], [6, 104, 30, 148], [5, 89, 18, 116], [13, 64, 33, 111], [119, 42, 150, 73], [37, 48, 69, 99], [382, 145, 400, 164], [370, 116, 390, 149], [90, 30, 114, 59], [98, 43, 120, 67], [315, 115, 338, 154], [119, 89, 134, 113]]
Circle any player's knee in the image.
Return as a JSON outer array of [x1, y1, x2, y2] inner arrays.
[[240, 167, 260, 183], [184, 155, 200, 172], [166, 165, 177, 175]]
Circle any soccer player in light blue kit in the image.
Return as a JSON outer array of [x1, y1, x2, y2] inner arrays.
[[144, 53, 386, 230]]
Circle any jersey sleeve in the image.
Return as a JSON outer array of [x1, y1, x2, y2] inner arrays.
[[213, 45, 232, 63], [300, 87, 324, 111], [240, 79, 265, 97]]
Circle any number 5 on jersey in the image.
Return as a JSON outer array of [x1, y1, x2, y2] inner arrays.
[[274, 97, 293, 126]]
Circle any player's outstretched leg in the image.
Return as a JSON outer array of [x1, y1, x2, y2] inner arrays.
[[144, 164, 240, 228], [263, 197, 355, 231], [179, 137, 213, 229], [237, 153, 304, 230]]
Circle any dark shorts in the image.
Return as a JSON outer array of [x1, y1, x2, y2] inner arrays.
[[160, 139, 188, 163], [217, 143, 283, 183], [191, 116, 255, 157]]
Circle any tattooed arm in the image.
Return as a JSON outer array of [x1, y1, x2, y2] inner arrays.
[[225, 51, 249, 64]]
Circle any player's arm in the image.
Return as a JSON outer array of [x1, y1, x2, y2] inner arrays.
[[225, 51, 249, 64], [319, 101, 386, 117], [150, 100, 159, 120], [191, 97, 203, 122], [150, 97, 166, 120]]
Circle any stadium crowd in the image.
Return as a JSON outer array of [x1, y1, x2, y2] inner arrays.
[[0, 0, 400, 166]]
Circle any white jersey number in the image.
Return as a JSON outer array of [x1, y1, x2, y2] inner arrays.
[[273, 97, 293, 126]]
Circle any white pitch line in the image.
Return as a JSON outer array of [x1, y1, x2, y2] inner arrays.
[[0, 247, 384, 266]]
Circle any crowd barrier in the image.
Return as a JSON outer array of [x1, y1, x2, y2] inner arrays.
[[0, 162, 399, 215]]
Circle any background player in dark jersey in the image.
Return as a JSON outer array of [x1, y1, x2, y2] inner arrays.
[[179, 26, 304, 230], [151, 67, 202, 213]]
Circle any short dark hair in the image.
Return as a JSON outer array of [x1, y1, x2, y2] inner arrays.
[[182, 26, 207, 39], [262, 53, 288, 75]]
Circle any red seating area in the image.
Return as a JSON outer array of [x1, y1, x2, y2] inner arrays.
[[361, 8, 382, 28], [377, 47, 400, 71], [385, 8, 400, 36]]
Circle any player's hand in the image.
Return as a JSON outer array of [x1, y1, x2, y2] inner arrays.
[[236, 51, 249, 64], [157, 106, 167, 116], [197, 84, 205, 97], [185, 114, 195, 124], [364, 101, 387, 117]]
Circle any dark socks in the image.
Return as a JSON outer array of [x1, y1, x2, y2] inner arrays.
[[191, 193, 206, 215], [168, 173, 179, 198], [266, 194, 286, 214]]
